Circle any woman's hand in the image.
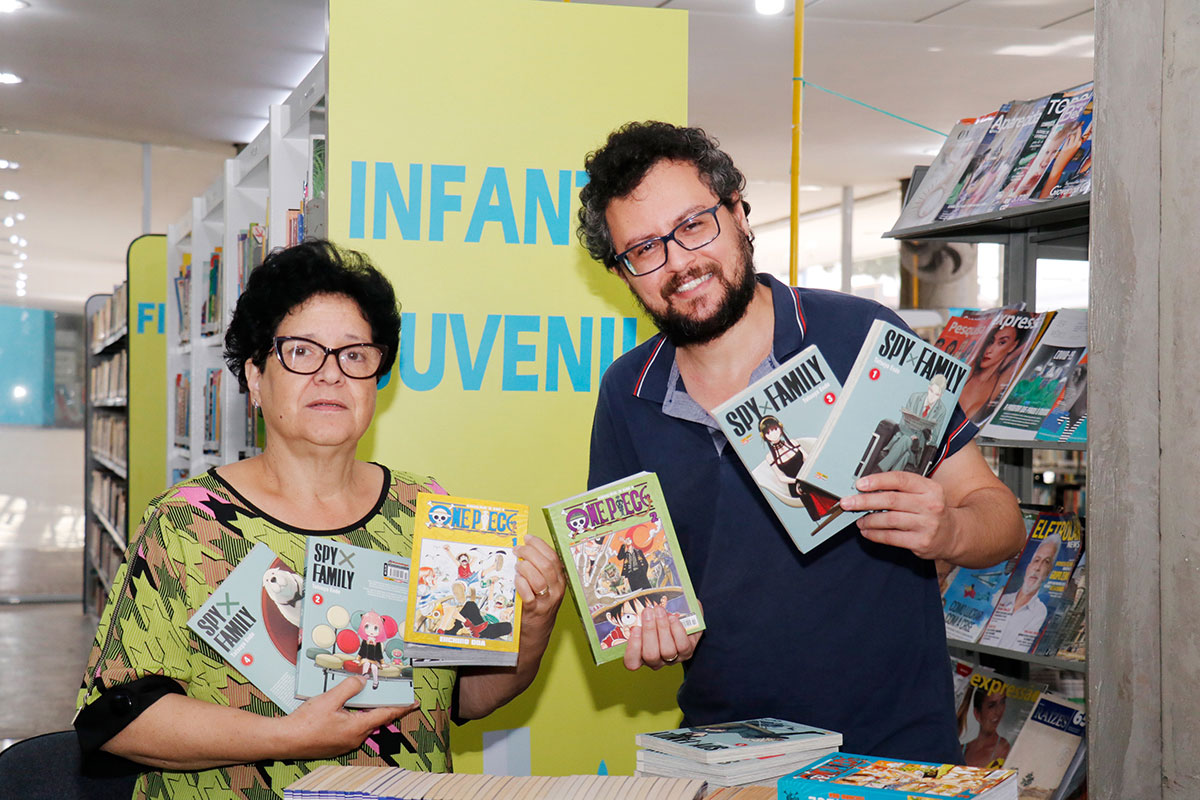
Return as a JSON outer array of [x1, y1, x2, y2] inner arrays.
[[278, 676, 420, 760]]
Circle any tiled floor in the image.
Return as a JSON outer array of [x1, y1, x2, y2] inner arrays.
[[0, 426, 96, 750]]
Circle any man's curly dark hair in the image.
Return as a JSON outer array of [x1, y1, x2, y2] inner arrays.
[[223, 239, 401, 390], [576, 121, 750, 269]]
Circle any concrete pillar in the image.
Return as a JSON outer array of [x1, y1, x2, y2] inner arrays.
[[1091, 0, 1200, 796]]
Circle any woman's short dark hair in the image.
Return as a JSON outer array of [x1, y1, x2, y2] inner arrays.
[[576, 121, 750, 269], [223, 239, 401, 390]]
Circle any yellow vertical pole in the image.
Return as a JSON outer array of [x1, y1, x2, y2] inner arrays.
[[788, 1, 805, 286]]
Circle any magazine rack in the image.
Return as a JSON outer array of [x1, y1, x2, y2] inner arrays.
[[886, 192, 1089, 800]]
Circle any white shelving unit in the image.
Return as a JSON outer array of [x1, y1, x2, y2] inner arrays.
[[164, 58, 327, 484]]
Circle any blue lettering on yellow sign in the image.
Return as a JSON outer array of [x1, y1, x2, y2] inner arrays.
[[398, 313, 638, 392], [349, 161, 590, 244]]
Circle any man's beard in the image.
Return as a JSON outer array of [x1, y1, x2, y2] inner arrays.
[[632, 232, 758, 346]]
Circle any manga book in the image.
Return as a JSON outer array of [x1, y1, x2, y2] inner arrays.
[[942, 504, 1044, 643], [635, 718, 841, 765], [543, 472, 704, 665], [712, 345, 865, 554], [982, 310, 1087, 441], [956, 665, 1047, 771], [893, 115, 996, 230], [295, 537, 415, 707], [1005, 692, 1086, 800], [403, 492, 524, 666], [186, 541, 303, 713], [778, 753, 1016, 800], [797, 319, 970, 501], [978, 510, 1084, 654]]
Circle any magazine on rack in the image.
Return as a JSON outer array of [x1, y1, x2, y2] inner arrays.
[[712, 345, 865, 554], [543, 472, 704, 665]]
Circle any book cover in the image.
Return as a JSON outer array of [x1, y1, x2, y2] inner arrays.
[[981, 310, 1088, 440], [1034, 351, 1087, 443], [941, 100, 1027, 220], [942, 505, 1044, 643], [202, 368, 222, 454], [937, 103, 1011, 221], [295, 538, 415, 707], [186, 541, 304, 714], [1040, 93, 1093, 203], [778, 753, 1016, 800], [712, 345, 865, 554], [403, 493, 525, 659], [993, 83, 1092, 209], [893, 115, 994, 230], [635, 718, 842, 765], [979, 510, 1083, 653], [543, 472, 704, 665], [797, 319, 970, 500], [961, 310, 1053, 427], [956, 666, 1047, 771], [1005, 692, 1085, 800], [933, 312, 997, 367]]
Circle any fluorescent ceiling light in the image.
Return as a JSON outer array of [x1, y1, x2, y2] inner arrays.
[[2, 190, 18, 200], [14, 212, 22, 220], [16, 272, 25, 280], [2, 216, 12, 226], [755, 0, 784, 14], [6, 234, 14, 244], [14, 279, 23, 289], [16, 237, 24, 246], [17, 252, 26, 260], [0, 1, 30, 13], [996, 35, 1093, 58], [0, 73, 22, 85], [13, 287, 23, 297]]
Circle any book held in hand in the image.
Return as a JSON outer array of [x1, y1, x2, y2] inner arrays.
[[798, 319, 971, 500], [543, 472, 704, 665], [295, 538, 415, 707], [403, 492, 525, 666], [712, 345, 865, 554], [778, 753, 1017, 800], [187, 541, 303, 713]]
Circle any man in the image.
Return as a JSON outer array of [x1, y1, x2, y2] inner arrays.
[[980, 534, 1060, 651], [617, 531, 652, 592], [576, 121, 1025, 762], [876, 374, 948, 474]]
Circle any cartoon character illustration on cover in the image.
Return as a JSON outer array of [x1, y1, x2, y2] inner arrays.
[[751, 415, 840, 522], [598, 596, 647, 650], [352, 611, 395, 689], [874, 374, 948, 475]]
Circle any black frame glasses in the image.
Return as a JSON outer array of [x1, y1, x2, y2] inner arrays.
[[271, 336, 389, 380], [613, 203, 724, 276]]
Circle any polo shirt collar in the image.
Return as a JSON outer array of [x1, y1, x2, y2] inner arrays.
[[629, 272, 809, 403]]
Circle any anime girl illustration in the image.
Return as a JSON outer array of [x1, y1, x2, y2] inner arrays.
[[750, 415, 839, 522], [354, 610, 390, 689]]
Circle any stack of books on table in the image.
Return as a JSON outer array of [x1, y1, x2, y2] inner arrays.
[[778, 753, 1017, 800], [634, 718, 842, 788], [284, 765, 706, 799]]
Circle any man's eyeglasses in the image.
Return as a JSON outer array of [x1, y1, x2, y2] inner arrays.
[[272, 336, 388, 379], [614, 203, 723, 277]]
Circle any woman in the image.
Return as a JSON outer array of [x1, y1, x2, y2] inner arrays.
[[74, 240, 565, 799], [959, 321, 1030, 424], [961, 686, 1012, 768]]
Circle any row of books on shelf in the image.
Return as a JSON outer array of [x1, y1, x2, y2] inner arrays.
[[90, 412, 127, 470], [172, 223, 267, 345], [89, 468, 127, 543], [895, 81, 1092, 230], [941, 504, 1086, 662], [88, 281, 129, 350], [190, 493, 528, 715], [931, 306, 1087, 443], [88, 516, 126, 585], [89, 350, 128, 404]]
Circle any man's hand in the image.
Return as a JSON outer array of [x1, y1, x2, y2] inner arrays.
[[839, 471, 954, 560], [623, 605, 702, 671], [513, 535, 566, 630]]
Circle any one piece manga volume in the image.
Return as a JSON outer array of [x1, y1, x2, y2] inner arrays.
[[543, 472, 704, 665], [403, 493, 525, 666]]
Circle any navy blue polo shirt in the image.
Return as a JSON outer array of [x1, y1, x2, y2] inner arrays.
[[587, 273, 976, 763]]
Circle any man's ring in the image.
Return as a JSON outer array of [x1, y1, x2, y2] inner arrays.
[[663, 654, 678, 663], [536, 587, 549, 597]]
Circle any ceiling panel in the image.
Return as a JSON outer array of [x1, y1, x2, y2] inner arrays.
[[929, 0, 1094, 30]]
